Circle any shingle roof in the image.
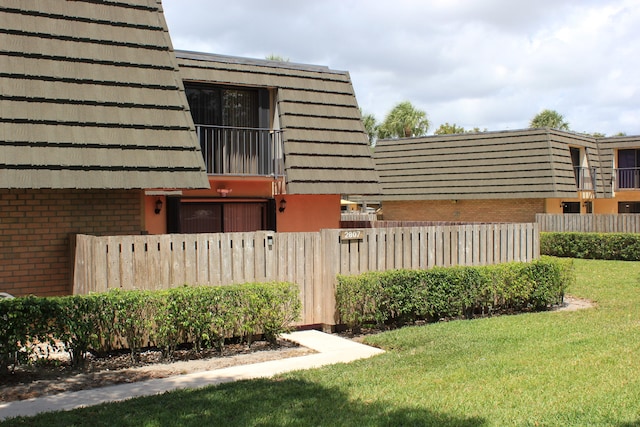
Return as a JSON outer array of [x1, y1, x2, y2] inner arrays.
[[374, 128, 605, 200], [595, 135, 640, 198], [0, 0, 208, 189], [176, 51, 381, 195]]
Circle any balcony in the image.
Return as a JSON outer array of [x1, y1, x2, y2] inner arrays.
[[574, 166, 597, 191], [614, 168, 640, 190], [196, 124, 284, 177]]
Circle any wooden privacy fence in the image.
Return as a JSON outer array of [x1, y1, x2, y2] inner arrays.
[[536, 214, 640, 233], [73, 223, 539, 326]]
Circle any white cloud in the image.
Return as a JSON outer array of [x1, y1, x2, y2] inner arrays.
[[162, 0, 640, 136]]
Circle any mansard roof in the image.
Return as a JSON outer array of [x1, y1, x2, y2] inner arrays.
[[0, 0, 208, 189], [176, 50, 380, 195], [374, 128, 606, 200]]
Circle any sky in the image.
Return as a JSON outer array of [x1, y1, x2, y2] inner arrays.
[[162, 0, 640, 136]]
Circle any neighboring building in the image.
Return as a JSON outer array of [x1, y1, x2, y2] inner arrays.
[[598, 134, 640, 213], [0, 1, 379, 296], [373, 128, 640, 223], [143, 51, 380, 234]]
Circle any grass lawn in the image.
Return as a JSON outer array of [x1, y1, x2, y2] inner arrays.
[[4, 259, 640, 426]]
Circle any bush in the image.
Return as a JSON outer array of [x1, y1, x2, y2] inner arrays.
[[336, 257, 573, 332], [0, 296, 58, 373], [0, 282, 301, 371], [541, 232, 640, 260]]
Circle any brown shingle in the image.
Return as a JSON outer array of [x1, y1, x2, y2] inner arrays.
[[0, 0, 208, 190], [374, 129, 603, 201]]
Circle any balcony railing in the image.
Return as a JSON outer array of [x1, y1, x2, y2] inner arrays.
[[614, 168, 640, 190], [196, 124, 284, 177], [574, 166, 597, 191]]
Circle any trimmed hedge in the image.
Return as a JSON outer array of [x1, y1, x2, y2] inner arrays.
[[0, 282, 300, 373], [336, 257, 574, 332], [541, 232, 640, 260]]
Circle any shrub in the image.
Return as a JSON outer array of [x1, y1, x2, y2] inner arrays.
[[335, 273, 387, 332], [336, 257, 573, 332], [254, 283, 301, 345], [0, 296, 58, 373], [0, 282, 301, 370], [541, 232, 640, 260], [53, 295, 104, 367]]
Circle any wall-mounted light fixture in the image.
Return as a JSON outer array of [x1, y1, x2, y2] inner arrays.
[[217, 188, 232, 197], [279, 199, 287, 212], [154, 199, 163, 214]]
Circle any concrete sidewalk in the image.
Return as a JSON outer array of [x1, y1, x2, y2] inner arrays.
[[0, 330, 384, 421]]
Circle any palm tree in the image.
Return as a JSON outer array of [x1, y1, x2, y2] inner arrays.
[[360, 109, 378, 146], [378, 101, 430, 139], [529, 109, 570, 130]]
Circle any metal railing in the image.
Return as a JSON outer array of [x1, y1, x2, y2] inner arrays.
[[196, 124, 284, 177], [614, 168, 640, 190], [574, 166, 597, 191]]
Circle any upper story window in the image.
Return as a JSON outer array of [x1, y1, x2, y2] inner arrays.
[[183, 83, 283, 177], [570, 147, 595, 191], [616, 149, 640, 189], [185, 84, 270, 128]]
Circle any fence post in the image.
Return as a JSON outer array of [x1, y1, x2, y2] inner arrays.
[[319, 229, 340, 327]]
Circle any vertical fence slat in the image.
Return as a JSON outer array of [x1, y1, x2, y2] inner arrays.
[[195, 234, 209, 284], [377, 229, 386, 271], [220, 234, 233, 285], [94, 236, 108, 293], [231, 233, 244, 284], [132, 235, 149, 290]]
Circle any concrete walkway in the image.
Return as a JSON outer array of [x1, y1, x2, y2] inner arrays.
[[0, 330, 384, 421]]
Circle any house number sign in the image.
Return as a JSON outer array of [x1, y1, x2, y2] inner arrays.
[[340, 229, 364, 241]]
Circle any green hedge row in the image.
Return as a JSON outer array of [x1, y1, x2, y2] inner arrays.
[[336, 257, 574, 332], [0, 282, 300, 373], [541, 232, 640, 260]]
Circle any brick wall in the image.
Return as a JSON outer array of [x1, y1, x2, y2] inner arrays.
[[382, 199, 545, 223], [0, 189, 143, 297]]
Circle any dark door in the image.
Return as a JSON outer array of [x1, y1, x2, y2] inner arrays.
[[168, 201, 276, 233], [562, 202, 580, 214], [180, 203, 223, 233]]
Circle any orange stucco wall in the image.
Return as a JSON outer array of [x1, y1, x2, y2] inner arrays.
[[276, 194, 340, 232], [182, 177, 274, 199], [143, 194, 167, 234], [143, 177, 276, 234]]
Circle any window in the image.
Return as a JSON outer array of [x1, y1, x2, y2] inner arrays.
[[184, 84, 276, 175], [618, 202, 640, 214], [584, 201, 593, 214], [617, 149, 640, 189], [570, 147, 581, 188], [562, 202, 580, 214], [184, 84, 269, 129]]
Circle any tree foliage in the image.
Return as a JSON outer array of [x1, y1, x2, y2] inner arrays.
[[378, 101, 430, 139], [360, 109, 378, 146], [529, 109, 570, 130], [434, 123, 488, 135], [265, 54, 289, 62], [434, 122, 466, 135]]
